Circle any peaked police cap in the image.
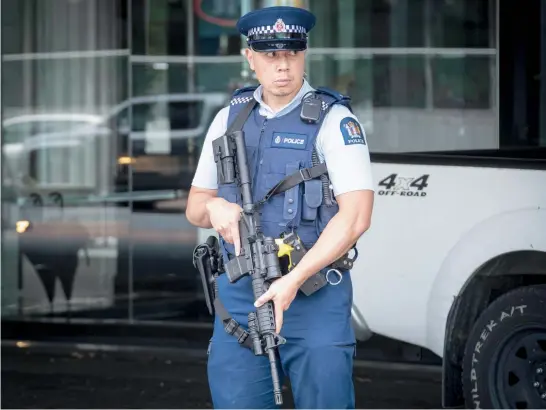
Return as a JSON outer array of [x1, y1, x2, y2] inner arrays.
[[236, 6, 316, 52]]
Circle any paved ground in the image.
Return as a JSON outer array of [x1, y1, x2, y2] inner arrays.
[[1, 342, 443, 409]]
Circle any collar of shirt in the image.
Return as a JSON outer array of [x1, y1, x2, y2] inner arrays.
[[252, 79, 315, 119]]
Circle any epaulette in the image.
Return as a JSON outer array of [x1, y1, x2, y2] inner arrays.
[[314, 86, 348, 101], [232, 85, 259, 97], [314, 86, 353, 112]]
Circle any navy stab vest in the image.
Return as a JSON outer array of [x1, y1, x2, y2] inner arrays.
[[217, 85, 352, 260]]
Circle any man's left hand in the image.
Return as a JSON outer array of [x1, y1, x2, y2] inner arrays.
[[254, 273, 301, 334]]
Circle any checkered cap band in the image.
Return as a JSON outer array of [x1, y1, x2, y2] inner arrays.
[[247, 24, 306, 37]]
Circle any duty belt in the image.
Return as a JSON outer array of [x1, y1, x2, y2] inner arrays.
[[192, 234, 358, 350]]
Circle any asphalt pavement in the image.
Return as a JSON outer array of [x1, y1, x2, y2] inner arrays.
[[1, 342, 443, 409]]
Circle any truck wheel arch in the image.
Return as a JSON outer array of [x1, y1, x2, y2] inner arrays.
[[429, 208, 546, 408], [441, 250, 546, 407]]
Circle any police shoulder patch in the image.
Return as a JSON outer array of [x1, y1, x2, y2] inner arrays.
[[339, 116, 366, 146]]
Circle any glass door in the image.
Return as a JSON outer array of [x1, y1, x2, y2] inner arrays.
[[1, 0, 132, 321]]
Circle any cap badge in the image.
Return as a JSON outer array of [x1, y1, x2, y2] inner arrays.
[[273, 18, 286, 33]]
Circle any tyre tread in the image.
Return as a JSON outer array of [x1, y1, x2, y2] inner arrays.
[[461, 284, 546, 409]]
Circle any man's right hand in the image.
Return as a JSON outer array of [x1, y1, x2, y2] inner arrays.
[[206, 197, 244, 256]]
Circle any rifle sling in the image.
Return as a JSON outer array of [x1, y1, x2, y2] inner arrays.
[[259, 162, 328, 204], [214, 295, 253, 349], [226, 98, 258, 134]]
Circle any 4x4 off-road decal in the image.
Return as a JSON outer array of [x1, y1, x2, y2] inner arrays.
[[377, 173, 429, 197]]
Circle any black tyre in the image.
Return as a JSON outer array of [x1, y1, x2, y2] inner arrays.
[[462, 284, 546, 409]]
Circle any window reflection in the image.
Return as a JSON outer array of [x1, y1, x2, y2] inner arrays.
[[1, 0, 132, 321], [2, 0, 544, 327]]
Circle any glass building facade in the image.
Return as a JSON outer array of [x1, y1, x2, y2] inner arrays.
[[1, 0, 544, 327]]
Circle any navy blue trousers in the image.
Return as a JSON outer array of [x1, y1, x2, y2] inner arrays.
[[207, 271, 356, 409]]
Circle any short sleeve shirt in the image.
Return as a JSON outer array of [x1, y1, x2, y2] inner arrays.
[[191, 80, 375, 196]]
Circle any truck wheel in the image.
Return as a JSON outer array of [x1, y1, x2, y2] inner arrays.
[[462, 284, 546, 409]]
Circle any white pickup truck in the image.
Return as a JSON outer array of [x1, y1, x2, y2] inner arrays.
[[350, 148, 546, 409]]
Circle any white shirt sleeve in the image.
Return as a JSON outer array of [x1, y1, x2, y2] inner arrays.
[[191, 106, 229, 190], [315, 105, 375, 196]]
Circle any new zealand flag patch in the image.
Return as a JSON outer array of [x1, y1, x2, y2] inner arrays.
[[271, 132, 308, 150], [340, 117, 366, 146]]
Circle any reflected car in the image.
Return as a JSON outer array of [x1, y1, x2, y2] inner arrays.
[[3, 93, 227, 321]]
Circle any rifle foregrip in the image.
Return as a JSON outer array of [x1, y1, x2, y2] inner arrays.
[[256, 302, 276, 334], [253, 280, 276, 334]]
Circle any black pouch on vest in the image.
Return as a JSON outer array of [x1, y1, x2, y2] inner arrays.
[[302, 179, 323, 221]]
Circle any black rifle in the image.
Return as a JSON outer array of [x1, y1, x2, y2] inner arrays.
[[211, 128, 286, 406]]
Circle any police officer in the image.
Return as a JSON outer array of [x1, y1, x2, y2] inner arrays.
[[186, 5, 374, 409]]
